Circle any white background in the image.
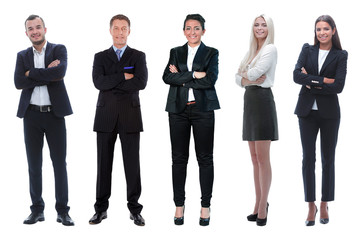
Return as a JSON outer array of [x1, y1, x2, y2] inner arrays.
[[0, 0, 359, 239]]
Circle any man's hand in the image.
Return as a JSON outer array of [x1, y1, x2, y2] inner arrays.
[[125, 73, 134, 80], [48, 59, 60, 68]]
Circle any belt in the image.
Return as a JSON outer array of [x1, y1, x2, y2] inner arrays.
[[186, 101, 196, 105], [29, 104, 52, 112]]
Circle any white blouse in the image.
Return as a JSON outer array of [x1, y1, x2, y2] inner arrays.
[[235, 44, 277, 88]]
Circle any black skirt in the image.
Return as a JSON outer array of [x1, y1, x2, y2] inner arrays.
[[243, 86, 278, 141]]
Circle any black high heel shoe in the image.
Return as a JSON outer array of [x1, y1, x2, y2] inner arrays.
[[174, 206, 185, 225], [320, 206, 329, 224], [199, 208, 210, 226], [247, 213, 258, 222], [256, 203, 269, 226], [305, 205, 318, 226]]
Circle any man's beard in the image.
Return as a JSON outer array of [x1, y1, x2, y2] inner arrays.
[[31, 36, 45, 46]]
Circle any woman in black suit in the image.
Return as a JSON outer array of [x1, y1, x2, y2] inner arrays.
[[293, 15, 348, 226], [163, 14, 220, 226]]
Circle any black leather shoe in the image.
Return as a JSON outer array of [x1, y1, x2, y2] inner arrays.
[[174, 206, 185, 225], [57, 213, 74, 226], [247, 213, 258, 222], [23, 212, 45, 224], [305, 205, 318, 226], [199, 208, 210, 226], [256, 203, 269, 226], [130, 213, 145, 226], [320, 207, 329, 224], [89, 211, 107, 225]]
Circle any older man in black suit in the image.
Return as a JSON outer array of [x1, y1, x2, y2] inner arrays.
[[14, 15, 74, 226], [89, 14, 147, 226]]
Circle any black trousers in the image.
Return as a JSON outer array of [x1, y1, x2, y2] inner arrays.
[[23, 108, 69, 214], [169, 104, 215, 208], [94, 122, 142, 214], [298, 110, 340, 202]]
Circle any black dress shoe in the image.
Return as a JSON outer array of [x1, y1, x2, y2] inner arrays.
[[57, 213, 74, 226], [305, 205, 318, 226], [130, 213, 145, 226], [320, 207, 329, 224], [89, 211, 107, 225], [23, 212, 45, 224], [247, 213, 258, 222], [256, 203, 269, 226], [174, 206, 185, 225], [199, 208, 210, 226]]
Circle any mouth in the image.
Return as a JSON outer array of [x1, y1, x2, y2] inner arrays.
[[319, 35, 328, 41]]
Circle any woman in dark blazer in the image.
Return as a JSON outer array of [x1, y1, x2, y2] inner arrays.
[[163, 14, 220, 226], [293, 15, 348, 226]]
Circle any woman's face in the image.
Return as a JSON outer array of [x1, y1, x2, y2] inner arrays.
[[184, 19, 205, 47], [253, 17, 268, 40], [315, 21, 335, 48]]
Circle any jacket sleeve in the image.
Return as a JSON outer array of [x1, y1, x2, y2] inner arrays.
[[14, 52, 49, 90], [28, 44, 67, 82], [310, 50, 348, 95], [293, 43, 324, 87], [92, 52, 125, 91], [162, 48, 194, 86], [183, 49, 219, 90], [115, 52, 148, 92]]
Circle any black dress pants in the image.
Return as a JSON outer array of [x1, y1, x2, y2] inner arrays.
[[23, 108, 69, 214], [169, 104, 215, 208], [94, 122, 142, 214], [298, 110, 340, 202]]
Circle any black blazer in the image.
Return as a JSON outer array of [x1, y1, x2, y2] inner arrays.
[[93, 46, 147, 133], [14, 42, 73, 118], [163, 42, 220, 113], [293, 43, 348, 119]]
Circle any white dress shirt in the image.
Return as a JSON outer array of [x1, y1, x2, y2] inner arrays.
[[30, 41, 52, 106], [187, 44, 200, 101], [311, 49, 330, 110], [235, 44, 277, 88]]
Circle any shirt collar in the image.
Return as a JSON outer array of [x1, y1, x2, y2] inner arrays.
[[187, 44, 200, 53], [113, 44, 127, 53], [32, 41, 47, 54]]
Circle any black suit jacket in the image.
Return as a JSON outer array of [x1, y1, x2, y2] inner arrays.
[[14, 42, 73, 118], [293, 43, 348, 119], [93, 46, 147, 133], [163, 42, 220, 113]]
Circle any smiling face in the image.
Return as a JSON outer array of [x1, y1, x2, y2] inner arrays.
[[253, 17, 268, 41], [315, 21, 335, 50], [25, 17, 47, 47], [110, 19, 130, 49], [184, 19, 205, 47]]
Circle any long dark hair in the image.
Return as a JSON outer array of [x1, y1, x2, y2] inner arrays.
[[314, 15, 342, 50]]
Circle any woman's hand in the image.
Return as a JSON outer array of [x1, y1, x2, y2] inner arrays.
[[194, 71, 206, 79], [169, 64, 178, 73], [323, 77, 335, 84], [242, 75, 266, 86]]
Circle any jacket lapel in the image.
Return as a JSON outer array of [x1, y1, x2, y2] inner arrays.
[[44, 42, 53, 66], [310, 45, 319, 75], [192, 42, 205, 71], [320, 47, 338, 75], [26, 47, 35, 68], [107, 46, 119, 63], [178, 43, 189, 72]]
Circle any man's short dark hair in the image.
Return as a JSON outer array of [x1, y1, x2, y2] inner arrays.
[[110, 14, 131, 28], [183, 14, 205, 30], [25, 14, 45, 29]]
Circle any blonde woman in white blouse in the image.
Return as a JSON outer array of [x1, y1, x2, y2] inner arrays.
[[235, 14, 278, 227]]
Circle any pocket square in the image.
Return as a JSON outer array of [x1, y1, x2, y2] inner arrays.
[[124, 66, 134, 69]]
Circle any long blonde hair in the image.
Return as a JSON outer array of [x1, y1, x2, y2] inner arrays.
[[239, 14, 275, 73]]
